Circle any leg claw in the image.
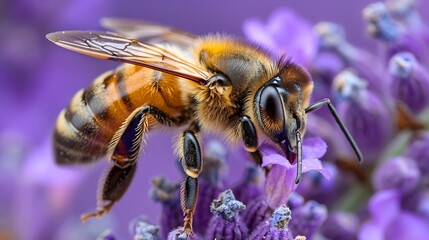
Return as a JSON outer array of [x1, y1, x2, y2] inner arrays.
[[177, 227, 194, 239]]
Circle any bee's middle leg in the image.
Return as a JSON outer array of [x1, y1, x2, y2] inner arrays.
[[177, 129, 203, 237]]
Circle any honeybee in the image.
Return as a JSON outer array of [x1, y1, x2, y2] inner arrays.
[[47, 18, 362, 237]]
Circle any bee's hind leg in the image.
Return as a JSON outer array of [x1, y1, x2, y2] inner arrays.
[[82, 106, 189, 223], [177, 129, 203, 238], [81, 163, 137, 223]]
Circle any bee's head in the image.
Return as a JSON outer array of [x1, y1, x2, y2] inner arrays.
[[254, 61, 313, 162]]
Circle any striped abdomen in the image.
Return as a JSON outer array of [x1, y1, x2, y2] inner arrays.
[[54, 64, 187, 164]]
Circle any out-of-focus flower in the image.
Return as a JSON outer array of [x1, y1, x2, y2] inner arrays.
[[130, 217, 161, 240], [192, 141, 227, 235], [261, 137, 330, 209], [320, 211, 360, 240], [289, 200, 328, 239], [388, 52, 429, 114], [199, 140, 228, 187], [363, 2, 428, 63], [150, 176, 182, 238], [231, 164, 262, 206], [359, 190, 429, 240], [296, 162, 339, 204], [385, 0, 421, 28], [314, 22, 389, 99], [205, 189, 248, 240], [310, 50, 346, 101], [97, 230, 117, 240], [248, 204, 294, 240], [373, 156, 420, 193], [243, 8, 317, 67], [363, 2, 403, 41], [414, 191, 429, 219], [333, 69, 393, 158], [404, 132, 429, 173], [16, 138, 89, 240], [287, 192, 305, 211]]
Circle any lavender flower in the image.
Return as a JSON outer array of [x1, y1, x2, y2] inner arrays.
[[97, 230, 117, 240], [287, 192, 305, 211], [205, 189, 248, 240], [130, 218, 161, 240], [231, 164, 262, 206], [16, 139, 89, 240], [373, 156, 420, 193], [414, 191, 429, 219], [295, 162, 340, 205], [363, 2, 402, 41], [314, 22, 389, 98], [388, 52, 429, 114], [248, 204, 294, 240], [359, 190, 429, 240], [243, 8, 317, 67], [167, 228, 202, 240], [405, 132, 429, 173], [320, 211, 359, 240], [242, 196, 271, 231], [289, 200, 328, 239], [333, 69, 393, 158], [363, 2, 428, 62], [261, 137, 330, 209], [193, 140, 228, 235], [150, 176, 182, 238], [385, 0, 421, 28]]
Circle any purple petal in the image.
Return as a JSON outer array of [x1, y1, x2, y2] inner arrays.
[[368, 190, 401, 226], [261, 152, 293, 169], [242, 18, 277, 52], [302, 158, 331, 179], [261, 137, 327, 168], [358, 220, 384, 240], [264, 165, 297, 209], [242, 7, 317, 67], [302, 137, 328, 160], [385, 212, 429, 240]]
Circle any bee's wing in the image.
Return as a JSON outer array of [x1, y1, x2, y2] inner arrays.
[[100, 18, 196, 47], [46, 31, 209, 84]]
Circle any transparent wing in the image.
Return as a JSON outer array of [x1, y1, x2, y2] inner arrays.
[[46, 31, 208, 84], [100, 18, 196, 47]]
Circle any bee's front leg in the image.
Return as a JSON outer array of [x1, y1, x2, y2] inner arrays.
[[177, 129, 203, 238], [240, 115, 262, 165]]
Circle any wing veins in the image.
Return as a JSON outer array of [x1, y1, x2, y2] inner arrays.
[[47, 31, 209, 84]]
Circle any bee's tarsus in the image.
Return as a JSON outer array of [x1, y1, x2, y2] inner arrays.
[[80, 201, 114, 223]]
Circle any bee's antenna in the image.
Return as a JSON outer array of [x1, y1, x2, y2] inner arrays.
[[295, 131, 303, 184], [305, 98, 363, 163]]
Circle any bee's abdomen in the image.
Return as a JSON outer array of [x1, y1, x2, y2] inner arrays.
[[54, 65, 187, 165], [54, 69, 134, 164]]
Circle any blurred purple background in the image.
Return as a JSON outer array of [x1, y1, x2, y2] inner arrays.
[[1, 1, 428, 240]]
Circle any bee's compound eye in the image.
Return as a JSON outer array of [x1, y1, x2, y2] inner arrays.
[[258, 86, 285, 131]]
